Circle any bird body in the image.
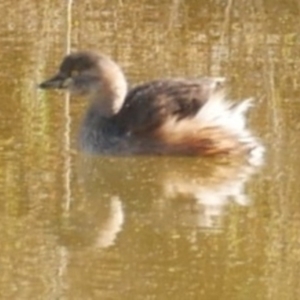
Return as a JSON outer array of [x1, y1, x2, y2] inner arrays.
[[39, 51, 263, 158]]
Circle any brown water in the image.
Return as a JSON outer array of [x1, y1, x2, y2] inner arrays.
[[0, 1, 300, 299]]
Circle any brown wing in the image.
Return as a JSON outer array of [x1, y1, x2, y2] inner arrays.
[[115, 77, 225, 135]]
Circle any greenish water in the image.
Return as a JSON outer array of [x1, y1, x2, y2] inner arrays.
[[0, 1, 300, 299]]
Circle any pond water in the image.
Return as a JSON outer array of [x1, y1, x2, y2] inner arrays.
[[0, 1, 300, 299]]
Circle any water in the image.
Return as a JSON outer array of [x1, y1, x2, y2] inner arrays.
[[0, 1, 300, 299]]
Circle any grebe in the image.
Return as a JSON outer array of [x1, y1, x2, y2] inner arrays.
[[39, 51, 262, 157]]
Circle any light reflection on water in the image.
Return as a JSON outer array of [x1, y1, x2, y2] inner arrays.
[[0, 1, 300, 299]]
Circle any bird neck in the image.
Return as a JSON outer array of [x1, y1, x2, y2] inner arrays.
[[80, 102, 119, 153], [89, 61, 128, 118]]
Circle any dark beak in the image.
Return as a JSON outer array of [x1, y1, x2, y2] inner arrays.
[[39, 73, 68, 89]]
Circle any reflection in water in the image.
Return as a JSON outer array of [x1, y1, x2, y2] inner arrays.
[[65, 155, 263, 249], [95, 196, 124, 248], [162, 161, 257, 231], [57, 189, 124, 250], [53, 155, 267, 300]]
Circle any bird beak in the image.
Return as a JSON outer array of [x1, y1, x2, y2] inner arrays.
[[39, 73, 72, 89]]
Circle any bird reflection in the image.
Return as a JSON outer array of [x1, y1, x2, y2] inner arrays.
[[57, 154, 263, 249], [160, 160, 257, 231]]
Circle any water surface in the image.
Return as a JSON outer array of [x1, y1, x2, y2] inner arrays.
[[0, 1, 300, 299]]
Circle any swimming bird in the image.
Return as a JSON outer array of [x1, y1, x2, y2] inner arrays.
[[39, 51, 262, 158]]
